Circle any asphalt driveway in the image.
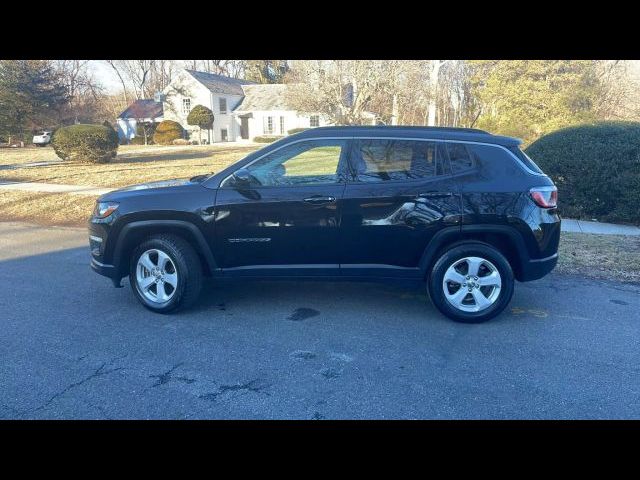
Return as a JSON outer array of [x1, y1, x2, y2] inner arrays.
[[0, 221, 639, 419]]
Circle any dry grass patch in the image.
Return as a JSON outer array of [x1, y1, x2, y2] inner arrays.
[[0, 144, 260, 188], [0, 191, 97, 227], [557, 232, 640, 283], [0, 146, 61, 165]]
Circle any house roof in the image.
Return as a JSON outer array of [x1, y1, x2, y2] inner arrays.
[[185, 69, 254, 96], [235, 84, 292, 111], [118, 100, 163, 120]]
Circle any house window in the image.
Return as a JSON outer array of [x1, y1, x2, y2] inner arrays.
[[280, 116, 285, 134], [182, 98, 191, 115], [310, 115, 320, 127], [219, 97, 227, 114], [264, 116, 274, 134], [221, 128, 228, 142]]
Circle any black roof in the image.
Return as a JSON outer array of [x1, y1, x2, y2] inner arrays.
[[185, 70, 255, 96], [118, 100, 163, 120], [291, 126, 522, 146]]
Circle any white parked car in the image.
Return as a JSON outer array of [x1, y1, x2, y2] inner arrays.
[[32, 130, 53, 146]]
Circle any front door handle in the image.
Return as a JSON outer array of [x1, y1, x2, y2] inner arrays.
[[303, 195, 336, 204], [419, 192, 453, 199]]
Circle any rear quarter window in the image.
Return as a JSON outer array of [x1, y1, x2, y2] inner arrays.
[[466, 144, 527, 179], [507, 146, 545, 175]]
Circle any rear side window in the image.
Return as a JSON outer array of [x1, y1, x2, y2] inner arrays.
[[507, 146, 545, 175], [448, 143, 474, 174], [352, 139, 447, 182]]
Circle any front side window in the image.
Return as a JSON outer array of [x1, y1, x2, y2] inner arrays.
[[219, 97, 227, 114], [351, 139, 447, 183], [233, 139, 348, 187], [182, 98, 191, 115], [310, 115, 320, 127]]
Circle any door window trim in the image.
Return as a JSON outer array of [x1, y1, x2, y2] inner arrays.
[[219, 135, 544, 188], [220, 137, 353, 189], [344, 136, 545, 177]]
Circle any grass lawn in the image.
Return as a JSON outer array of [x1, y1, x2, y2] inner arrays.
[[0, 144, 260, 188], [0, 191, 98, 227], [557, 232, 640, 283]]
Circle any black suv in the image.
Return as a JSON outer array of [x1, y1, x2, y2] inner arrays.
[[89, 126, 560, 323]]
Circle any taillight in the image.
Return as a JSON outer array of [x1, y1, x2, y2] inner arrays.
[[529, 186, 557, 208]]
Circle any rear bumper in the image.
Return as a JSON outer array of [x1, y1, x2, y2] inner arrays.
[[519, 253, 558, 282]]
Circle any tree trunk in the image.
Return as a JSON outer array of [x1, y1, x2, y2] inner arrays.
[[427, 61, 443, 126], [391, 93, 398, 125]]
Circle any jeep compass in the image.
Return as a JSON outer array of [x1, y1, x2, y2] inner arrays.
[[89, 126, 560, 323]]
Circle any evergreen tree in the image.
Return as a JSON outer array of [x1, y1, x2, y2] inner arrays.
[[0, 60, 70, 141], [469, 60, 601, 144]]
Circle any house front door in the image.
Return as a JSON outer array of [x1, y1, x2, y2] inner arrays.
[[240, 117, 249, 140]]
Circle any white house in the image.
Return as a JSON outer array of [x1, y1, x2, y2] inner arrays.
[[161, 69, 353, 143], [116, 99, 164, 142], [161, 69, 252, 143]]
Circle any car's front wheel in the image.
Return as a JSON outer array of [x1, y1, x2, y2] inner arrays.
[[129, 234, 202, 313], [428, 242, 514, 323]]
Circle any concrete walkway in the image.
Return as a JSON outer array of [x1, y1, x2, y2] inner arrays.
[[0, 180, 112, 196], [2, 179, 640, 235], [561, 218, 640, 236]]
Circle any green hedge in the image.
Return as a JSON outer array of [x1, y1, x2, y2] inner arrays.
[[287, 127, 308, 135], [153, 120, 184, 145], [51, 124, 118, 163], [253, 135, 283, 143], [526, 121, 640, 224]]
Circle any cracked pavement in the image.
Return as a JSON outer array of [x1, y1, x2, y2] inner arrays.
[[1, 221, 639, 419]]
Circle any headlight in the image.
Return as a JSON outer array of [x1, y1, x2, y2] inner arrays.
[[94, 201, 119, 218]]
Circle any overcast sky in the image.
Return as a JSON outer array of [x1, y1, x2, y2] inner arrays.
[[89, 61, 122, 92]]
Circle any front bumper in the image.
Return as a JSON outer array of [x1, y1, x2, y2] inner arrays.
[[90, 257, 118, 279]]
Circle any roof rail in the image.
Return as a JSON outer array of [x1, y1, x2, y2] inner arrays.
[[316, 125, 490, 134]]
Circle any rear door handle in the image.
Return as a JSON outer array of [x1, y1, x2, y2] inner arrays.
[[419, 192, 453, 199], [303, 195, 336, 204]]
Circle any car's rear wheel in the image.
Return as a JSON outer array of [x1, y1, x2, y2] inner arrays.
[[428, 242, 514, 323], [129, 234, 202, 313]]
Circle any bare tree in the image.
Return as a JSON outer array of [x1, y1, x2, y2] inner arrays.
[[55, 60, 104, 124], [106, 60, 130, 105], [286, 60, 391, 124]]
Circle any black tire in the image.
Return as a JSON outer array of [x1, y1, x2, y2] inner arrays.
[[427, 242, 514, 323], [129, 234, 203, 313]]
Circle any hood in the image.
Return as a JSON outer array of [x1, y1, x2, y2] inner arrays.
[[116, 177, 197, 192], [99, 175, 210, 201]]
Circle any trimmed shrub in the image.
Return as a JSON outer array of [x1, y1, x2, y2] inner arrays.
[[153, 120, 184, 145], [187, 104, 214, 144], [51, 124, 118, 163], [287, 127, 308, 135], [172, 138, 190, 145], [253, 135, 283, 143], [526, 121, 640, 224]]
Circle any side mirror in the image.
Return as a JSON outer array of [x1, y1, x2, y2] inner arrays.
[[232, 168, 256, 187]]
